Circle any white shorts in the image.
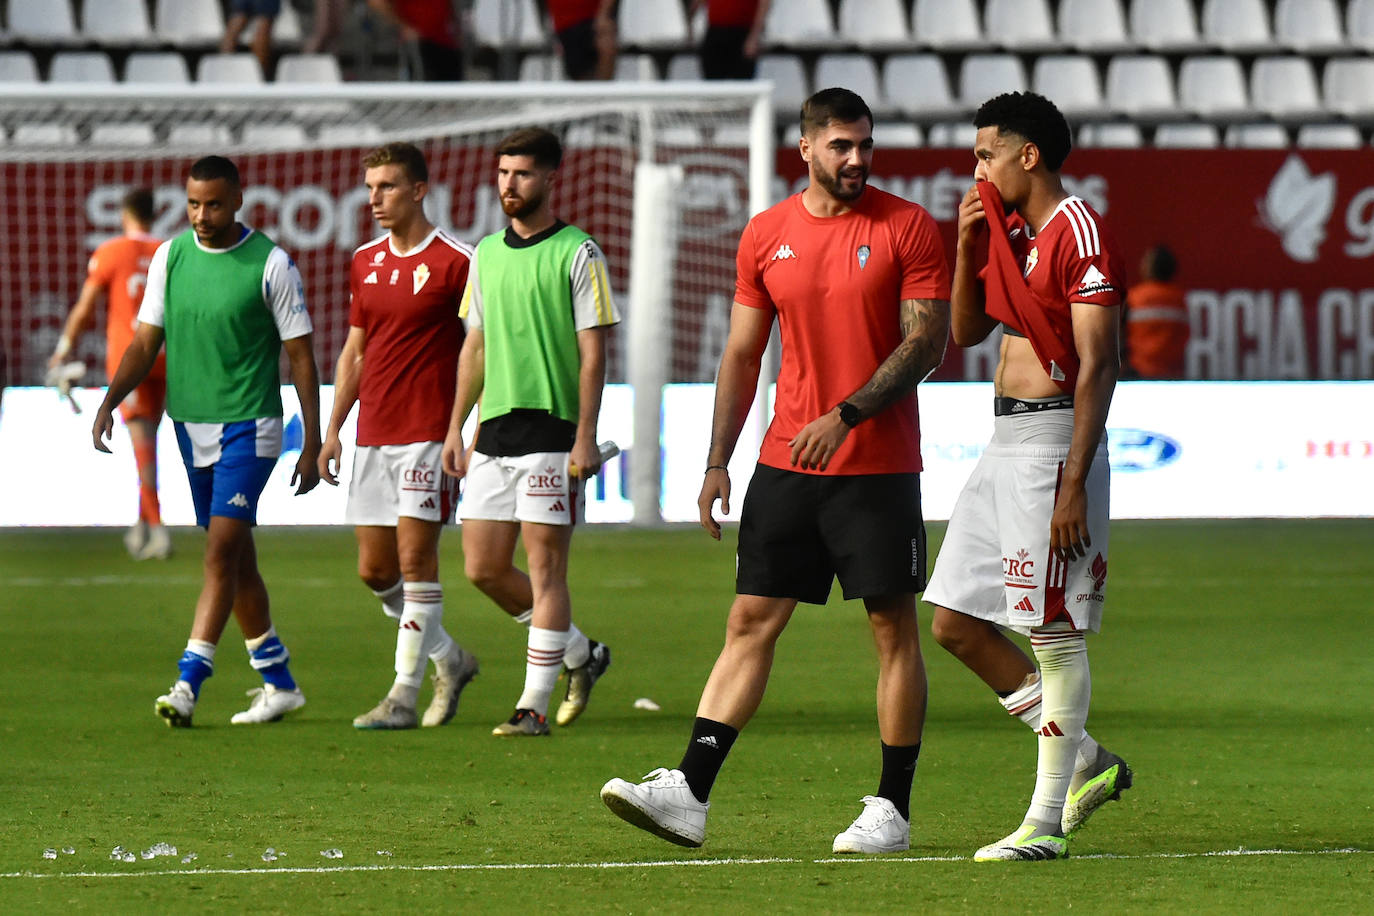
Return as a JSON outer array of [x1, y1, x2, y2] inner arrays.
[[345, 441, 459, 526], [458, 450, 582, 526], [924, 410, 1110, 634]]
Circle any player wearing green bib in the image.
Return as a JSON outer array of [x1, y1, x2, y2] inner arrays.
[[93, 156, 322, 729], [443, 127, 620, 737]]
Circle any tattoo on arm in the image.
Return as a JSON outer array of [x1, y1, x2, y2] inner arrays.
[[847, 298, 951, 420]]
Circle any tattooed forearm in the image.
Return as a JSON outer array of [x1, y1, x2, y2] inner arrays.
[[846, 298, 950, 420]]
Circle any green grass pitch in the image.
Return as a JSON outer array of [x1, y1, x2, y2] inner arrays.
[[2, 520, 1372, 912]]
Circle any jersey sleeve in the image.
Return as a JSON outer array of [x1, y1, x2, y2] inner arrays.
[[732, 220, 773, 311], [896, 206, 952, 301], [86, 240, 116, 287], [459, 252, 482, 330], [135, 240, 173, 328], [568, 238, 620, 330], [347, 252, 363, 328], [263, 246, 314, 340], [1059, 205, 1125, 308]]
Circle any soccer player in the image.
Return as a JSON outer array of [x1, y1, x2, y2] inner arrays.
[[50, 188, 169, 560], [600, 88, 951, 853], [91, 156, 322, 728], [319, 142, 479, 730], [924, 92, 1132, 862], [441, 127, 617, 737]]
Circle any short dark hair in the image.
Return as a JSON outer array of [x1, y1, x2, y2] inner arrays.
[[496, 127, 562, 169], [1143, 245, 1178, 282], [188, 155, 241, 188], [974, 92, 1072, 172], [801, 87, 874, 137], [122, 187, 155, 226], [363, 141, 429, 183]]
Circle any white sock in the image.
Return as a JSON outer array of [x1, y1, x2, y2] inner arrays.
[[373, 580, 404, 621], [1023, 626, 1091, 833], [999, 671, 1100, 775], [187, 638, 217, 664], [515, 626, 566, 716], [390, 581, 445, 705], [512, 609, 587, 668]]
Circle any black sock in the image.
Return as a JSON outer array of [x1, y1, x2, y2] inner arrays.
[[677, 717, 739, 803], [877, 741, 921, 821]]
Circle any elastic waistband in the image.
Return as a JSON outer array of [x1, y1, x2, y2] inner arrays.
[[993, 396, 1075, 417]]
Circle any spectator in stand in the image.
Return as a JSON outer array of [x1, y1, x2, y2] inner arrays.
[[690, 0, 770, 80], [222, 0, 280, 76], [304, 0, 349, 54], [546, 0, 617, 81], [367, 0, 464, 81], [1122, 245, 1189, 379]]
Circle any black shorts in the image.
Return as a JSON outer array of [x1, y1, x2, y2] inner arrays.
[[736, 464, 927, 605], [557, 20, 599, 80]]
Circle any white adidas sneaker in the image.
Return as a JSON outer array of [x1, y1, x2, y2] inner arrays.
[[230, 685, 306, 724], [832, 795, 910, 853], [155, 681, 196, 728], [600, 767, 709, 848]]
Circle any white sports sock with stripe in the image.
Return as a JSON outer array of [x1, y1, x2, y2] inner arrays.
[[515, 626, 566, 716], [1023, 626, 1091, 833], [389, 581, 445, 707], [1000, 671, 1102, 775], [511, 609, 589, 669]]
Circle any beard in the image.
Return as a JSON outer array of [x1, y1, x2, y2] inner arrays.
[[500, 189, 545, 220], [814, 162, 868, 201]]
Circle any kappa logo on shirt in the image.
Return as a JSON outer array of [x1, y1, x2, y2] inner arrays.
[[771, 244, 797, 261]]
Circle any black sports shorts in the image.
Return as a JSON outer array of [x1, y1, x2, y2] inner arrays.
[[735, 463, 927, 605]]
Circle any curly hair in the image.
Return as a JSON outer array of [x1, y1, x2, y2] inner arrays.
[[973, 92, 1072, 172]]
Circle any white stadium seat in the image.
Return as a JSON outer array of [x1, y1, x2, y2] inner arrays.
[[1274, 0, 1347, 53], [197, 53, 265, 84], [0, 51, 40, 83], [1058, 0, 1134, 52], [471, 0, 544, 49], [926, 121, 976, 148], [8, 0, 79, 44], [49, 51, 116, 84], [12, 124, 80, 146], [1347, 0, 1374, 51], [614, 53, 658, 81], [756, 54, 810, 119], [763, 0, 835, 48], [837, 0, 912, 50], [124, 52, 191, 84], [1032, 55, 1106, 119], [873, 122, 923, 147], [666, 54, 701, 83], [1153, 123, 1222, 148], [958, 54, 1027, 109], [1250, 56, 1324, 124], [316, 122, 385, 146], [155, 0, 226, 45], [241, 123, 310, 147], [814, 53, 885, 111], [1322, 57, 1374, 121], [1178, 56, 1250, 121], [1295, 123, 1362, 148], [883, 53, 964, 120], [1129, 0, 1205, 53], [1201, 0, 1273, 54], [89, 121, 157, 146], [911, 0, 983, 50], [275, 53, 343, 83], [983, 0, 1059, 51], [1225, 123, 1289, 148], [619, 0, 688, 49], [1104, 55, 1176, 121], [166, 123, 234, 147], [520, 53, 567, 82], [83, 0, 156, 46], [1078, 123, 1143, 148]]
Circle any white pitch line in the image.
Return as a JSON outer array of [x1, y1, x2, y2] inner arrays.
[[4, 848, 1370, 881]]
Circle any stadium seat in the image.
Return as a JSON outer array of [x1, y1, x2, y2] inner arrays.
[[1274, 0, 1347, 53], [1295, 123, 1363, 148], [1077, 122, 1143, 148], [470, 0, 544, 50], [658, 124, 707, 147], [911, 0, 983, 50], [82, 0, 156, 46], [873, 122, 923, 147], [615, 53, 658, 81], [709, 122, 752, 147], [1031, 55, 1106, 119], [958, 54, 1027, 109], [814, 54, 885, 112], [763, 0, 835, 48], [926, 121, 976, 148], [983, 0, 1060, 51], [197, 53, 265, 84], [155, 0, 226, 45], [619, 0, 688, 49], [1178, 56, 1250, 121], [124, 51, 190, 84], [11, 123, 79, 146], [49, 52, 116, 83], [272, 1, 304, 48], [882, 53, 964, 120], [1058, 0, 1134, 52], [837, 0, 912, 50], [756, 54, 809, 119], [89, 121, 157, 146], [166, 123, 233, 147], [1250, 56, 1324, 124], [0, 50, 40, 83], [242, 123, 310, 147], [316, 122, 385, 146], [1224, 123, 1290, 148], [1347, 0, 1374, 51], [1322, 57, 1374, 121], [1128, 0, 1205, 52], [1153, 122, 1222, 147], [1200, 0, 1273, 54], [520, 53, 567, 81], [275, 53, 342, 83], [666, 54, 701, 82], [7, 0, 79, 44], [1104, 55, 1176, 121]]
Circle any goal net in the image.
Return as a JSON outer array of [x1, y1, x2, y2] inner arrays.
[[0, 82, 773, 523]]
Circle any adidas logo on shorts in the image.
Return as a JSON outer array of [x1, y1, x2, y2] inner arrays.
[[549, 500, 566, 512], [419, 497, 436, 510], [1014, 596, 1036, 613]]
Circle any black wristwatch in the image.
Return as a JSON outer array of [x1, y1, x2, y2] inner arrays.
[[837, 401, 861, 428]]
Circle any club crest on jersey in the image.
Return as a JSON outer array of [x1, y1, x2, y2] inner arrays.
[[413, 262, 430, 294], [857, 245, 870, 270], [1023, 246, 1040, 278]]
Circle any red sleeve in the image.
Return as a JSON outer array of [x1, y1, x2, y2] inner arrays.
[[86, 240, 116, 287], [1061, 242, 1126, 308], [897, 206, 951, 301], [732, 219, 773, 311]]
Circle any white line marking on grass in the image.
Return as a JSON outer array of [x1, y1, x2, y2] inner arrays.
[[4, 848, 1370, 881]]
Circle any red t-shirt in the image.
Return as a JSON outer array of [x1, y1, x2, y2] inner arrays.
[[88, 232, 164, 381], [349, 228, 472, 446], [734, 188, 950, 475], [393, 0, 459, 47], [548, 0, 602, 32], [707, 0, 762, 28]]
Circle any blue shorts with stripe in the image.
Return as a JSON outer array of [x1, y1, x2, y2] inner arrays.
[[173, 418, 281, 528]]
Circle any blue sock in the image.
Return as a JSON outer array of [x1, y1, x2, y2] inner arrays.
[[177, 640, 216, 697], [246, 629, 297, 691]]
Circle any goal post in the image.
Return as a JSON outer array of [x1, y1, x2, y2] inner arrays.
[[0, 81, 775, 525]]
